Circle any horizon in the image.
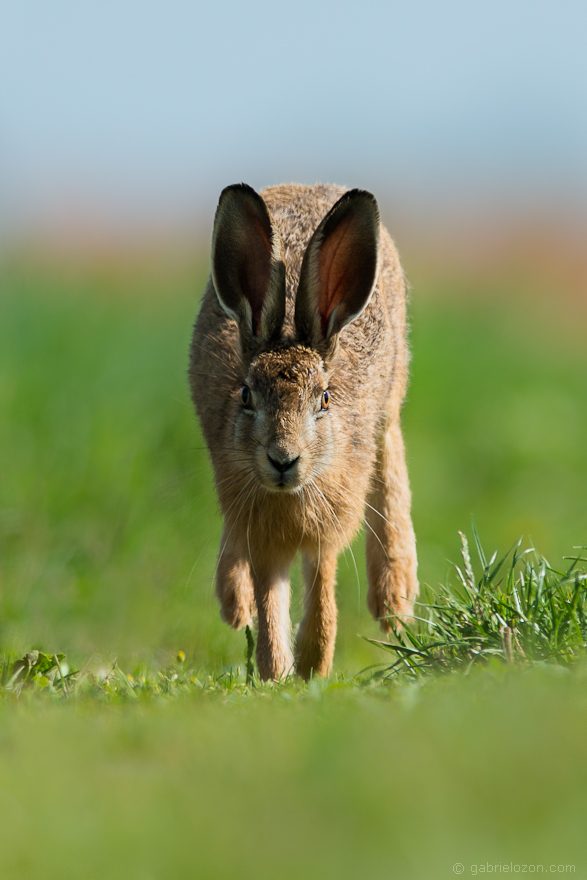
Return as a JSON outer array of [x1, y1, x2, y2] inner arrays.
[[2, 0, 586, 244]]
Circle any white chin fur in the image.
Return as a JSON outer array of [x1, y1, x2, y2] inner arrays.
[[260, 479, 304, 495]]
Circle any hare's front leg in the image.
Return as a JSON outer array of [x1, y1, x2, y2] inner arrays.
[[366, 418, 418, 631], [295, 550, 338, 679], [216, 528, 256, 630], [252, 559, 294, 681]]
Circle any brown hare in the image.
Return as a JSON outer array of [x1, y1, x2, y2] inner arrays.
[[189, 183, 418, 681]]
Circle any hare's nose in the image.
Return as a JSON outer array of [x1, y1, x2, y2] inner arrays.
[[267, 452, 300, 474]]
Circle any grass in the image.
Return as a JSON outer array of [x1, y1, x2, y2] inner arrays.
[[3, 528, 587, 699], [1, 253, 587, 877], [369, 530, 587, 678], [1, 666, 587, 878]]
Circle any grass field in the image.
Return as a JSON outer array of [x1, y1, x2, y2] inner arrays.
[[1, 252, 587, 877]]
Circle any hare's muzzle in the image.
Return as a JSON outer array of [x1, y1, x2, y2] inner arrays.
[[265, 450, 301, 490]]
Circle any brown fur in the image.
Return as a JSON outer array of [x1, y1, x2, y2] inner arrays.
[[189, 183, 418, 680]]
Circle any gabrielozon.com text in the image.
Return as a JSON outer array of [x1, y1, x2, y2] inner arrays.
[[453, 864, 575, 875]]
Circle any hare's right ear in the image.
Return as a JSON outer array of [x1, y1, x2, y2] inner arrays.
[[212, 183, 285, 355], [294, 189, 380, 355]]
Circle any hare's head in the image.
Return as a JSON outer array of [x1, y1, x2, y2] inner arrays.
[[211, 183, 380, 493]]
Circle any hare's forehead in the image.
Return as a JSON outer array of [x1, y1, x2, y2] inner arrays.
[[248, 348, 325, 396]]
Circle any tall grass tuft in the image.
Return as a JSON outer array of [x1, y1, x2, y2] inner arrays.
[[368, 528, 587, 678]]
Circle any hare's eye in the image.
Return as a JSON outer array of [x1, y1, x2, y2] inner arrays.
[[240, 385, 253, 408], [321, 390, 330, 410]]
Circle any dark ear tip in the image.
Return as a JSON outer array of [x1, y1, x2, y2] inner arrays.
[[345, 187, 377, 202], [324, 189, 380, 234], [342, 188, 379, 216], [217, 182, 260, 204]]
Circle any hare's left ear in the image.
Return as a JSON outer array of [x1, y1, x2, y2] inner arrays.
[[294, 189, 380, 352], [212, 183, 285, 356]]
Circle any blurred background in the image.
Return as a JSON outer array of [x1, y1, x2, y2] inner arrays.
[[1, 0, 586, 672]]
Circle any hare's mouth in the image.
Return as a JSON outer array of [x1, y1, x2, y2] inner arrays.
[[264, 481, 305, 495], [261, 473, 303, 493], [259, 452, 303, 493]]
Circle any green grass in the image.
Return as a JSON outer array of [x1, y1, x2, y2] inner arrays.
[[1, 668, 587, 878], [3, 528, 587, 699], [2, 255, 587, 877], [369, 530, 587, 677]]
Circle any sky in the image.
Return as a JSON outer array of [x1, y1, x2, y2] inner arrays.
[[1, 0, 586, 237]]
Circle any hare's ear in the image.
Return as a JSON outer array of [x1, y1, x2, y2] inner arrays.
[[294, 189, 380, 353], [212, 183, 285, 354]]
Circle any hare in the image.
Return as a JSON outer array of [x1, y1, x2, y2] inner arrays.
[[189, 183, 418, 681]]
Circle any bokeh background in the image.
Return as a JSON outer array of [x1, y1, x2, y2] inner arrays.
[[1, 0, 586, 673]]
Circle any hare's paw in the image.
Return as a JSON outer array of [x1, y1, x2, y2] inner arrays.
[[295, 643, 334, 680], [367, 563, 418, 633], [216, 560, 256, 630], [295, 618, 336, 680], [219, 589, 256, 630], [256, 646, 294, 682]]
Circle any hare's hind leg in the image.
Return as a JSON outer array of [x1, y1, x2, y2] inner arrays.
[[366, 416, 418, 631], [216, 528, 256, 630], [295, 550, 338, 679]]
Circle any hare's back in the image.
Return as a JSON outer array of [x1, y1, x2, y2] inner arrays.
[[263, 184, 404, 390], [261, 184, 346, 315]]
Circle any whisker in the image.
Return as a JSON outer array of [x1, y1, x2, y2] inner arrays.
[[184, 533, 214, 594], [212, 475, 257, 585], [306, 478, 362, 605], [246, 486, 260, 581]]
